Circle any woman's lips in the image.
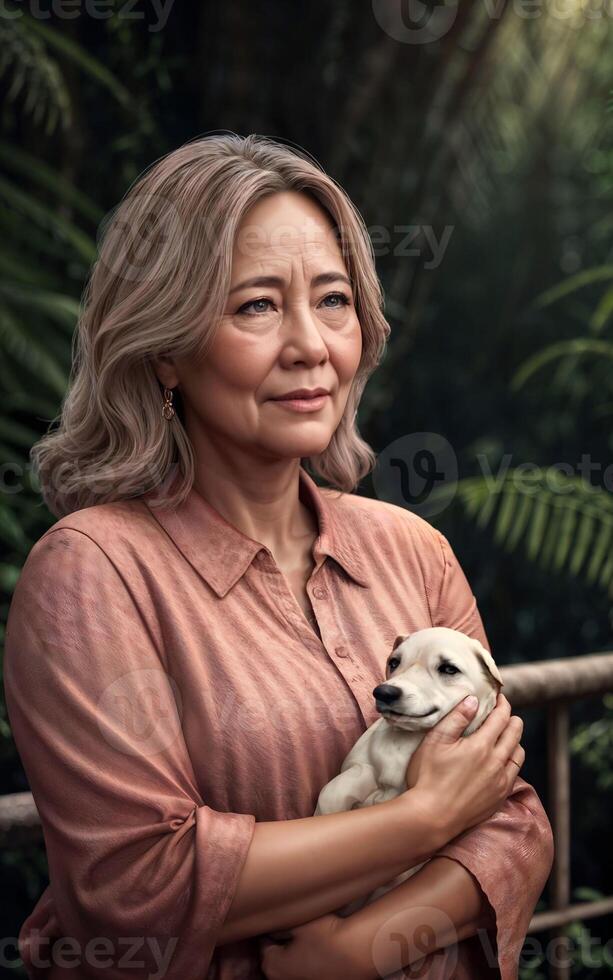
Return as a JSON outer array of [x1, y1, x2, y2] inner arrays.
[[269, 394, 329, 412]]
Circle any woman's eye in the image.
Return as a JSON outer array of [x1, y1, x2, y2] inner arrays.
[[438, 664, 460, 675], [238, 298, 275, 316], [236, 292, 351, 317], [321, 292, 351, 309]]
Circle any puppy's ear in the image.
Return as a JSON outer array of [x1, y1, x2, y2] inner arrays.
[[471, 640, 504, 691]]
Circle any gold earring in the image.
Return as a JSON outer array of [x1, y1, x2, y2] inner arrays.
[[162, 386, 175, 420]]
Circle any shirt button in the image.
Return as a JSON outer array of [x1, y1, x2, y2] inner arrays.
[[335, 646, 348, 658], [313, 586, 328, 600]]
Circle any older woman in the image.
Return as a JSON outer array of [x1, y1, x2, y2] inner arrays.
[[4, 134, 553, 980]]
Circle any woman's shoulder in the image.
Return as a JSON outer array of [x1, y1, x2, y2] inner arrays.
[[320, 486, 452, 591], [322, 485, 446, 550], [63, 493, 154, 536], [4, 498, 165, 687], [18, 496, 153, 585]]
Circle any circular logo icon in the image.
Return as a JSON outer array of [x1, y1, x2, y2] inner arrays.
[[97, 668, 183, 757], [372, 432, 457, 518], [370, 902, 460, 977]]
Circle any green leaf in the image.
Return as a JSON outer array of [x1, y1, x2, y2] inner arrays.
[[569, 513, 595, 576], [533, 266, 613, 308], [526, 496, 549, 562], [0, 142, 103, 224], [26, 16, 132, 108], [0, 505, 29, 550], [0, 283, 80, 329], [0, 564, 21, 591], [505, 493, 533, 551], [494, 488, 516, 545], [0, 302, 68, 395], [553, 504, 578, 572], [511, 338, 613, 391], [0, 175, 96, 262], [0, 416, 41, 449], [586, 522, 613, 584], [590, 284, 613, 333]]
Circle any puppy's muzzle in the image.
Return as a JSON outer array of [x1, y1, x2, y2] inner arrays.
[[372, 683, 438, 717]]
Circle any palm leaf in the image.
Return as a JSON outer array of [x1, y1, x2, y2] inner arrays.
[[0, 142, 104, 224], [511, 338, 613, 391], [453, 470, 613, 596], [591, 285, 613, 333], [26, 16, 131, 108], [0, 283, 80, 330], [0, 15, 71, 133], [0, 302, 69, 395], [533, 266, 613, 308], [0, 175, 96, 262]]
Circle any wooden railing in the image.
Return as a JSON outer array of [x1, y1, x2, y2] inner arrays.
[[501, 651, 613, 980], [2, 651, 613, 979]]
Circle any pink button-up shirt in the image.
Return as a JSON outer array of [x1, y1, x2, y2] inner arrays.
[[4, 465, 554, 979]]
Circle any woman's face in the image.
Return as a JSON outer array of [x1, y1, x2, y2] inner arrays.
[[156, 190, 363, 465]]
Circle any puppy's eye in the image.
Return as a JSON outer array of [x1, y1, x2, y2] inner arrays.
[[438, 663, 461, 675], [388, 657, 400, 672]]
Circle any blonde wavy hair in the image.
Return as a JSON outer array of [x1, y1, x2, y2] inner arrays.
[[31, 132, 391, 517]]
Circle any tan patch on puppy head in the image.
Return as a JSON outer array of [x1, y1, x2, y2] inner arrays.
[[386, 636, 408, 679]]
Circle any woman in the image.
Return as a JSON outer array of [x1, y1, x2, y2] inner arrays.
[[4, 133, 553, 980]]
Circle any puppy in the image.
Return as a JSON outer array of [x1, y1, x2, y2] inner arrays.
[[314, 627, 503, 916]]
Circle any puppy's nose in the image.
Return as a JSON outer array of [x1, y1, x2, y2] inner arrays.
[[373, 683, 402, 705]]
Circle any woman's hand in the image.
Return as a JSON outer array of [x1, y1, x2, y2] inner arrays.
[[258, 912, 366, 980], [405, 692, 525, 840]]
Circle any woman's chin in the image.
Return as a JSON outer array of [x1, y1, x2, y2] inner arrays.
[[263, 436, 335, 458]]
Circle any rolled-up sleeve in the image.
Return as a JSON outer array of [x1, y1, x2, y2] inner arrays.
[[429, 530, 555, 980], [3, 528, 256, 979]]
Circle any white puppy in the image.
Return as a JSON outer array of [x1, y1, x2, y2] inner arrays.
[[314, 627, 504, 916]]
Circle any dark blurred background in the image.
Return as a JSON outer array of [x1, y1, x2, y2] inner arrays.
[[0, 1, 612, 977]]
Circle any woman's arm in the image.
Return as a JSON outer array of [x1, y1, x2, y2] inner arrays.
[[218, 790, 453, 944], [324, 776, 552, 980], [335, 855, 495, 980]]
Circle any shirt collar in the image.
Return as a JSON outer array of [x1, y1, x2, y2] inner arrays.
[[141, 465, 370, 598]]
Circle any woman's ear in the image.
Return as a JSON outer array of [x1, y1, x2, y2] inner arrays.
[[152, 353, 179, 390]]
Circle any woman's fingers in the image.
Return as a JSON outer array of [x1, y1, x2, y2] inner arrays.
[[495, 714, 524, 763], [472, 692, 512, 744], [505, 745, 526, 786]]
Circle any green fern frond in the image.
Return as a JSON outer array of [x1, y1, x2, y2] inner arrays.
[[533, 266, 613, 309], [0, 143, 104, 224], [26, 15, 131, 108], [0, 283, 80, 330], [0, 175, 96, 262], [452, 470, 613, 596], [511, 338, 613, 391], [0, 502, 29, 551], [0, 301, 69, 395], [590, 285, 613, 333], [0, 16, 71, 134]]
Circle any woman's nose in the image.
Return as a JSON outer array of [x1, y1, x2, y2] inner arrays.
[[281, 305, 329, 360]]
